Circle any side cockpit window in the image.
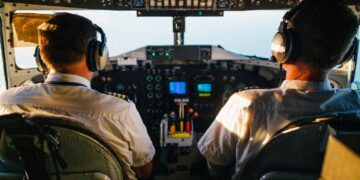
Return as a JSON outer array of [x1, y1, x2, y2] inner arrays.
[[0, 17, 6, 92], [12, 12, 51, 69]]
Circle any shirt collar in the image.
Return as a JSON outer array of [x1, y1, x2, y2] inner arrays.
[[45, 72, 91, 88], [280, 80, 332, 90]]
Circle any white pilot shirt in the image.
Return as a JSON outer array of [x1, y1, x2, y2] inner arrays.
[[0, 72, 155, 180], [198, 80, 360, 179]]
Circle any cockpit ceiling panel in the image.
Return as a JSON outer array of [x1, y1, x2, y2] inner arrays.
[[3, 0, 358, 11]]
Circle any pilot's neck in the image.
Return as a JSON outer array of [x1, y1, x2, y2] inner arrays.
[[283, 63, 329, 82], [48, 59, 93, 81], [49, 69, 93, 81]]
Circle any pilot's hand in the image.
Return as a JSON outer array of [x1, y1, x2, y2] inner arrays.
[[132, 160, 153, 179], [207, 160, 227, 180]]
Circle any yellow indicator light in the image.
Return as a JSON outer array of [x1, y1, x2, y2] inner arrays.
[[171, 132, 191, 138]]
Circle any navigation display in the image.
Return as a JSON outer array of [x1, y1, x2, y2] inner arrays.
[[169, 81, 187, 95]]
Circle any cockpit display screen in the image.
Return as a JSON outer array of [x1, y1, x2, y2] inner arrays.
[[197, 83, 212, 97], [169, 81, 187, 95], [197, 83, 212, 93]]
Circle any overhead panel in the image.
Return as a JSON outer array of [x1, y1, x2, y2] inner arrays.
[[3, 0, 358, 11]]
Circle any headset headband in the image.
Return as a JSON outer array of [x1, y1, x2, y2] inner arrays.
[[94, 24, 107, 44]]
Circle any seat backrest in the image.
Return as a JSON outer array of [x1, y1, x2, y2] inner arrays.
[[0, 113, 124, 180], [239, 115, 360, 180], [239, 123, 329, 180]]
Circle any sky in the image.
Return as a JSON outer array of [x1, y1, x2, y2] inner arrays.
[[86, 10, 285, 57]]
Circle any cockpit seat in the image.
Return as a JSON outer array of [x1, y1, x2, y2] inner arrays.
[[0, 113, 124, 180], [239, 114, 360, 180]]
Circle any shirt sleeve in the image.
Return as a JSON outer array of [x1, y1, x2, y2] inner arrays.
[[197, 93, 251, 166], [124, 102, 155, 167]]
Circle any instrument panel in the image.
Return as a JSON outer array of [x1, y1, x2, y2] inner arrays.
[[91, 62, 279, 132], [91, 57, 279, 176]]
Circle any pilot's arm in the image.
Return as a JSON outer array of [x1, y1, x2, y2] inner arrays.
[[125, 102, 155, 179], [198, 93, 251, 178]]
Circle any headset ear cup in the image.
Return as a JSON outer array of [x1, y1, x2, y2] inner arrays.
[[271, 32, 290, 64], [86, 39, 98, 72], [95, 42, 101, 70], [271, 29, 300, 64], [96, 43, 109, 70], [34, 46, 48, 73], [87, 25, 109, 71]]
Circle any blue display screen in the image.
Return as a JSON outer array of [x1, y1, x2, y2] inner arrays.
[[197, 83, 212, 92], [169, 81, 187, 95]]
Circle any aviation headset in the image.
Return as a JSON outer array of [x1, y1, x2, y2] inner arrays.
[[34, 24, 109, 73], [271, 0, 358, 65]]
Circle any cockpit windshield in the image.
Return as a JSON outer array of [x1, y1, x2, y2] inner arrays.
[[12, 10, 285, 69]]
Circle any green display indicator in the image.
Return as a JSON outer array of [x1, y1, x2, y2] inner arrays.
[[198, 11, 203, 16], [165, 52, 170, 56], [199, 93, 211, 97], [152, 52, 156, 56]]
